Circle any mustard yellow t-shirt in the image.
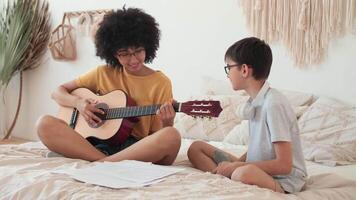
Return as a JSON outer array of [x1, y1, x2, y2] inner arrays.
[[75, 65, 173, 139]]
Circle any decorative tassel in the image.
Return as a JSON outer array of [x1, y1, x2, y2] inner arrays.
[[239, 0, 356, 68]]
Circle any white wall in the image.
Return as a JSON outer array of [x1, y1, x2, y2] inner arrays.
[[2, 0, 356, 140]]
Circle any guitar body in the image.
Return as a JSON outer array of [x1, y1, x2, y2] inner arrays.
[[57, 88, 137, 146]]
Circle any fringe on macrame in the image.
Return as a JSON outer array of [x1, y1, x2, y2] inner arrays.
[[239, 0, 356, 68]]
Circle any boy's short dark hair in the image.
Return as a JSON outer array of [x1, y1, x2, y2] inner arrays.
[[95, 7, 160, 68], [225, 37, 272, 80]]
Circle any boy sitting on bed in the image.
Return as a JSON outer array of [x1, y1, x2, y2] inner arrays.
[[187, 37, 307, 193]]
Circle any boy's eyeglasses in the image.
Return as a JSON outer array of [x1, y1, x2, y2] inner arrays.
[[117, 48, 145, 61], [224, 64, 240, 75]]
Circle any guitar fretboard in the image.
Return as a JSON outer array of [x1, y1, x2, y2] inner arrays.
[[104, 103, 180, 119]]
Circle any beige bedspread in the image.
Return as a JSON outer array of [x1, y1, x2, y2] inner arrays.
[[1, 141, 356, 200]]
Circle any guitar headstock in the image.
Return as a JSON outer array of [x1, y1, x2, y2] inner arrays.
[[177, 100, 222, 118]]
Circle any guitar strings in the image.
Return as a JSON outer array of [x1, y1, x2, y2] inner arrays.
[[105, 105, 161, 119]]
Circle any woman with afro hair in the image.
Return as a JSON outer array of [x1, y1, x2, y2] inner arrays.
[[36, 7, 181, 165]]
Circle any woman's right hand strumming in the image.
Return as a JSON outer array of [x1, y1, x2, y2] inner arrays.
[[75, 97, 104, 126]]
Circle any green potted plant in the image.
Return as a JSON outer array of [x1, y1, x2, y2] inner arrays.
[[0, 0, 51, 139]]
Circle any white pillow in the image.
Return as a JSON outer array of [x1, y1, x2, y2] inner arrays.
[[294, 105, 309, 119], [280, 89, 315, 107], [298, 97, 356, 166], [223, 120, 249, 145], [200, 76, 246, 96], [200, 76, 314, 107], [174, 94, 249, 141]]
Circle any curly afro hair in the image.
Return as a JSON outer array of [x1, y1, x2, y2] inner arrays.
[[95, 7, 160, 68]]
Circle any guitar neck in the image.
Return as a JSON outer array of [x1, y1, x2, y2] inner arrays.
[[105, 103, 180, 119]]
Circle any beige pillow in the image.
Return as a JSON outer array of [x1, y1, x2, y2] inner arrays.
[[200, 76, 236, 95], [280, 89, 315, 107], [298, 97, 356, 166], [174, 94, 248, 141], [223, 120, 249, 145], [200, 76, 315, 108], [294, 105, 309, 119]]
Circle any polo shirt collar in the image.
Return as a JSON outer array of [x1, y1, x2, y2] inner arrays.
[[248, 81, 270, 107], [237, 81, 270, 120]]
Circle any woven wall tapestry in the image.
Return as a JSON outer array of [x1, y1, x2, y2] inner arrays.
[[239, 0, 356, 68]]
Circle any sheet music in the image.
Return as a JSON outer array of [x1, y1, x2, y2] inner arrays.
[[53, 160, 184, 189]]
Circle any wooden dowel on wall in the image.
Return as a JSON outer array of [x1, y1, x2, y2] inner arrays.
[[64, 9, 113, 18]]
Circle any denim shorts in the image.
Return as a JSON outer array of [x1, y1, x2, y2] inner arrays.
[[87, 136, 139, 156]]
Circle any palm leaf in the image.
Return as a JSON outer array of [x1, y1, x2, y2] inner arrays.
[[0, 0, 51, 139], [0, 0, 51, 88]]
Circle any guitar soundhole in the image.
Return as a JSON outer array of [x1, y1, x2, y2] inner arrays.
[[90, 103, 109, 128]]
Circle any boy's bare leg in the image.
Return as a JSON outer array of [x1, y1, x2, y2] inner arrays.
[[100, 127, 181, 165], [231, 164, 285, 193], [188, 141, 285, 193], [187, 141, 238, 172], [37, 115, 106, 161]]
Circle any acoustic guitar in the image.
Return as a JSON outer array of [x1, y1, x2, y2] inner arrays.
[[57, 88, 222, 145]]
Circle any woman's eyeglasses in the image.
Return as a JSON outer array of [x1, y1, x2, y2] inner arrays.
[[117, 48, 145, 61]]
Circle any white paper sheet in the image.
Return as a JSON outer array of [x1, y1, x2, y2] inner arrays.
[[52, 160, 184, 189], [19, 141, 47, 149]]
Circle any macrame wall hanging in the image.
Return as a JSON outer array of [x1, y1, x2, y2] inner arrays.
[[48, 9, 112, 61], [239, 0, 356, 68]]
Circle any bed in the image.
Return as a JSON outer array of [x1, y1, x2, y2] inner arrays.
[[1, 77, 356, 199], [0, 139, 356, 199]]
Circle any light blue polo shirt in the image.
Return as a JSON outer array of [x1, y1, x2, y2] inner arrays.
[[243, 81, 307, 193]]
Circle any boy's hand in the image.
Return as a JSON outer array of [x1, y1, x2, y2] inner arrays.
[[156, 99, 176, 127], [212, 161, 245, 178], [212, 161, 236, 178]]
